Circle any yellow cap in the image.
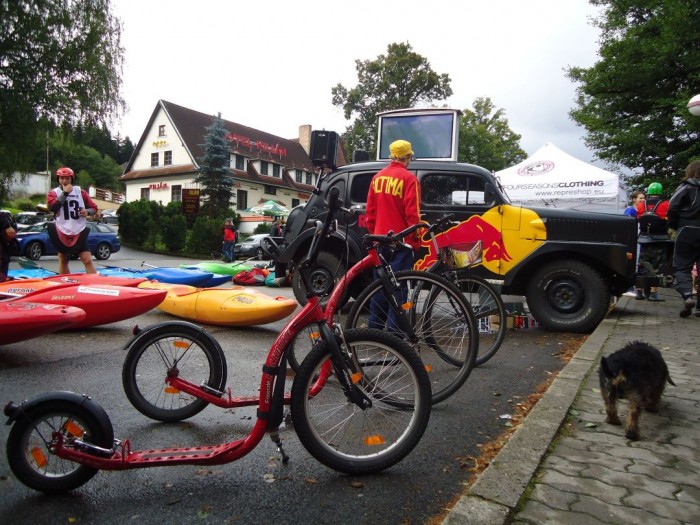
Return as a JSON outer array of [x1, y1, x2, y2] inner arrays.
[[389, 140, 414, 159]]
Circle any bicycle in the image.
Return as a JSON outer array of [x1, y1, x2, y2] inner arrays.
[[285, 214, 479, 404], [3, 188, 432, 494]]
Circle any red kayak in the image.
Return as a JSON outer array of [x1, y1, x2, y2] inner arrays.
[[2, 281, 167, 329], [1, 302, 87, 345]]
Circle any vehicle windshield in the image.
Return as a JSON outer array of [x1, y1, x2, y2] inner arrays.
[[21, 222, 49, 233]]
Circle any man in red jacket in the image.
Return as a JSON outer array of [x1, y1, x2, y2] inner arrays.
[[365, 139, 421, 330]]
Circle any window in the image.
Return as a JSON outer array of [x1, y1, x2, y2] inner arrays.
[[140, 188, 150, 200], [158, 125, 166, 137], [171, 185, 182, 202], [164, 150, 173, 165], [237, 190, 248, 210], [260, 161, 269, 175], [305, 173, 312, 185], [235, 155, 245, 170], [292, 198, 300, 208], [295, 170, 302, 183], [272, 164, 280, 178], [421, 173, 487, 206], [264, 185, 276, 195], [151, 153, 159, 167]]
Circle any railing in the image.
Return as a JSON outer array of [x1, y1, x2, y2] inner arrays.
[[93, 187, 125, 204]]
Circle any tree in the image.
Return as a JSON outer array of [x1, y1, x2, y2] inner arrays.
[[332, 42, 453, 159], [195, 114, 235, 217], [567, 0, 700, 191], [0, 0, 125, 200], [458, 97, 527, 171]]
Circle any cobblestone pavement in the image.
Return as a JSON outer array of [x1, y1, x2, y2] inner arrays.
[[443, 287, 700, 525]]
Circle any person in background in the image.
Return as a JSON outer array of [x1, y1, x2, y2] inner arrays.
[[222, 218, 236, 262], [635, 182, 669, 301], [0, 210, 18, 282], [637, 182, 669, 219], [667, 160, 700, 317], [624, 191, 645, 217], [46, 167, 98, 274], [365, 139, 421, 331]]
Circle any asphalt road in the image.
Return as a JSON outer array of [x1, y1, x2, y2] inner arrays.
[[0, 246, 582, 525]]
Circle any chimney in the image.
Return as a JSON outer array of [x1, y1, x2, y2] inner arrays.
[[299, 124, 312, 155]]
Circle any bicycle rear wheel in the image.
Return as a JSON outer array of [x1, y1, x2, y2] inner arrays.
[[291, 328, 431, 474], [345, 271, 478, 404]]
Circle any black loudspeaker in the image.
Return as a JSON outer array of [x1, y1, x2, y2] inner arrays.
[[310, 130, 339, 169], [352, 149, 370, 162]]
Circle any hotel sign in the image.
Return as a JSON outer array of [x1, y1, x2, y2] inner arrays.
[[182, 188, 200, 216]]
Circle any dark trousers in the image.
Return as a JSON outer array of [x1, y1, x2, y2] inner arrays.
[[672, 225, 700, 298], [369, 246, 414, 332]]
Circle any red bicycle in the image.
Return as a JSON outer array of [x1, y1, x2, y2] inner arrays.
[[3, 189, 432, 493]]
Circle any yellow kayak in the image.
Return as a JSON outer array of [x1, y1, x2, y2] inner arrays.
[[138, 282, 298, 326]]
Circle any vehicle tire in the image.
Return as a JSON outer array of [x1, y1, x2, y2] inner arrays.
[[95, 243, 112, 260], [291, 328, 431, 474], [291, 250, 345, 305], [25, 241, 43, 261], [345, 271, 478, 404], [6, 398, 114, 493], [454, 275, 507, 366], [526, 260, 609, 333], [122, 323, 227, 422]]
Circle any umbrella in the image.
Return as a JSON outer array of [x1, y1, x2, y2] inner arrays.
[[246, 200, 291, 216]]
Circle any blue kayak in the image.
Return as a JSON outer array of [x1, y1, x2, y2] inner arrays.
[[8, 268, 57, 279], [97, 266, 229, 287]]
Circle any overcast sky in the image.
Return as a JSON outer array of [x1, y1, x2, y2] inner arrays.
[[111, 0, 604, 166]]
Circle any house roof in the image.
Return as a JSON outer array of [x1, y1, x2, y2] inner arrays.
[[120, 100, 327, 193]]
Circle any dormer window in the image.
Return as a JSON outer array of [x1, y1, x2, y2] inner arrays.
[[260, 161, 269, 175], [272, 164, 280, 178]]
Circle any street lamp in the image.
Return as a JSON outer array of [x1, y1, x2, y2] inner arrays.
[[688, 94, 700, 117]]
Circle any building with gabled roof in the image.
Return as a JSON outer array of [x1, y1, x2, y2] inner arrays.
[[120, 100, 342, 212]]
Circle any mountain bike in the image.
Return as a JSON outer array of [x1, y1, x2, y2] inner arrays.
[[3, 188, 432, 494]]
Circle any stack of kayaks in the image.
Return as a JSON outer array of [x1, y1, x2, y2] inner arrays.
[[1, 301, 87, 345], [182, 261, 253, 277], [97, 265, 230, 287], [138, 281, 298, 326]]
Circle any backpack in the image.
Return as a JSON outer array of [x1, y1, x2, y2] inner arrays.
[[638, 201, 667, 236], [233, 267, 266, 285]]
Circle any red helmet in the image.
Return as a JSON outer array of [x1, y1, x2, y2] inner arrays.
[[56, 167, 74, 179]]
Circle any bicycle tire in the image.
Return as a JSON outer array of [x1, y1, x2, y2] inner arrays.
[[7, 399, 114, 493], [291, 328, 431, 474], [122, 324, 227, 422], [452, 274, 507, 366], [286, 323, 321, 373], [345, 271, 478, 404]]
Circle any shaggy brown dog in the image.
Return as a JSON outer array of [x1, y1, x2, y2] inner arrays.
[[598, 341, 675, 440]]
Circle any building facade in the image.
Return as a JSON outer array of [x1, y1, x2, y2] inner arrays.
[[120, 100, 341, 212]]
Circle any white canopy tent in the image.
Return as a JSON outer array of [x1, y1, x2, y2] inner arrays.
[[495, 142, 625, 213]]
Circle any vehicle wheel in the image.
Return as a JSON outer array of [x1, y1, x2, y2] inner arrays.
[[291, 250, 345, 305], [95, 243, 112, 260], [6, 397, 114, 493], [256, 247, 264, 260], [25, 241, 43, 261], [291, 328, 431, 474], [526, 260, 609, 333], [122, 323, 227, 422], [454, 275, 507, 366], [345, 271, 478, 404]]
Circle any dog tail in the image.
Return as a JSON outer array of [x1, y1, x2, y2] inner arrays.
[[667, 374, 676, 387]]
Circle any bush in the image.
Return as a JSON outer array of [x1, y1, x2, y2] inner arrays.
[[186, 215, 224, 256], [161, 214, 187, 253], [14, 198, 36, 211], [254, 222, 272, 234]]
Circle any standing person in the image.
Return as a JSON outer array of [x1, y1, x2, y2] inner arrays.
[[0, 210, 18, 282], [46, 167, 98, 274], [624, 191, 645, 218], [222, 218, 236, 262], [635, 182, 669, 301], [636, 182, 669, 224], [365, 139, 421, 331], [667, 160, 700, 317]]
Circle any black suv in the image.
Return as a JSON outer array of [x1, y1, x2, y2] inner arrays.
[[273, 159, 638, 333]]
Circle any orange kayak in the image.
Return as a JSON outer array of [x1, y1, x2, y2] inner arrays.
[[138, 282, 298, 326]]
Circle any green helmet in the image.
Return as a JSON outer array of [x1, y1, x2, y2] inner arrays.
[[647, 182, 663, 196]]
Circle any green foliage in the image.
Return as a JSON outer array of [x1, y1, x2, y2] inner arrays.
[[458, 97, 527, 171], [332, 42, 453, 159], [47, 132, 123, 190], [118, 200, 162, 246], [195, 114, 235, 218], [567, 0, 700, 190], [186, 215, 224, 256], [0, 0, 125, 196], [161, 215, 188, 253], [13, 199, 36, 212], [254, 222, 272, 234]]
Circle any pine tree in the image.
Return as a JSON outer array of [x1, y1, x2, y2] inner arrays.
[[195, 114, 234, 217]]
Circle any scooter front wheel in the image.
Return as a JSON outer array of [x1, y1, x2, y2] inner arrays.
[[6, 395, 114, 493]]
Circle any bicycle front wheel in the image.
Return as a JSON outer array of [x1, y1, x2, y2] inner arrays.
[[345, 271, 478, 404], [291, 328, 431, 475]]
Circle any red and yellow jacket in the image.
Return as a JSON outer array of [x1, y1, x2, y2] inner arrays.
[[365, 161, 421, 250]]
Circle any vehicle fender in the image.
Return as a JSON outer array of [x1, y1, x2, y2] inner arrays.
[[277, 227, 365, 265], [123, 320, 223, 354], [4, 391, 110, 428]]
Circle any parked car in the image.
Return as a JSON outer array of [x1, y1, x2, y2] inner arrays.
[[100, 209, 118, 225], [15, 211, 49, 230], [16, 221, 121, 261], [234, 234, 270, 260]]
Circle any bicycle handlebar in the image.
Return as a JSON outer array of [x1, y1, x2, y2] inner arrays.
[[362, 213, 457, 249]]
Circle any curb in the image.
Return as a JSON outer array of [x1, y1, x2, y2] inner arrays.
[[441, 301, 622, 524]]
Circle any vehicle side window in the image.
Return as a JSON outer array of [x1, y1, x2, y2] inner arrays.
[[349, 172, 375, 205], [421, 173, 487, 206]]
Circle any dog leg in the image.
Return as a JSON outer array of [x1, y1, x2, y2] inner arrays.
[[604, 394, 621, 426], [625, 400, 642, 440]]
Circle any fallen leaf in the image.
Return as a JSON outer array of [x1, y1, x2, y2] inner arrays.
[[350, 480, 364, 489]]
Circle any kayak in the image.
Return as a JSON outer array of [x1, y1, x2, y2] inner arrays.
[[97, 266, 229, 287], [2, 280, 167, 329], [1, 274, 148, 290], [8, 268, 57, 279], [138, 282, 298, 326], [1, 301, 87, 345], [181, 261, 253, 277]]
